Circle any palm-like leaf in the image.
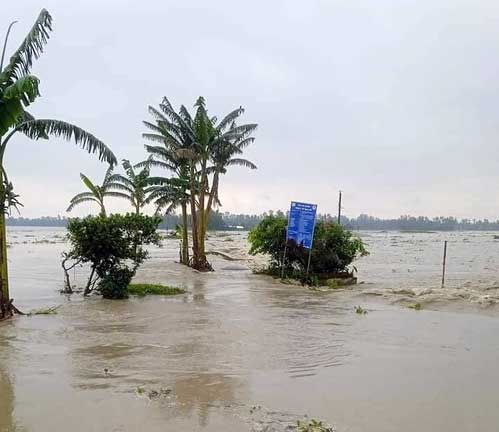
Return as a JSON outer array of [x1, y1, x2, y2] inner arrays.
[[106, 181, 134, 194], [79, 173, 100, 198], [0, 76, 41, 136], [68, 191, 95, 201], [1, 9, 52, 82], [136, 159, 176, 171], [5, 119, 116, 165], [107, 174, 134, 189], [102, 159, 152, 213], [2, 75, 40, 105], [216, 107, 244, 133], [226, 158, 257, 169], [66, 196, 99, 212], [104, 191, 132, 201]]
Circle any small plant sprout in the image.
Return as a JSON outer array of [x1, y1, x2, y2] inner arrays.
[[355, 306, 368, 315]]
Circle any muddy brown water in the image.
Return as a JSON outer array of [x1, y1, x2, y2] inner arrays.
[[1, 227, 499, 431]]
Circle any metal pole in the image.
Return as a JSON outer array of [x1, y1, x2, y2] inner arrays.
[[281, 207, 293, 279], [337, 190, 342, 224], [441, 240, 447, 288], [305, 248, 313, 278], [280, 243, 288, 279]]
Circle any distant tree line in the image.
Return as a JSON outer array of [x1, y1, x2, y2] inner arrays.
[[5, 211, 230, 230], [8, 212, 499, 231], [222, 212, 499, 231], [342, 214, 499, 231]]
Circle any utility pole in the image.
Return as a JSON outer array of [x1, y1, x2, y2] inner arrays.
[[337, 190, 342, 224]]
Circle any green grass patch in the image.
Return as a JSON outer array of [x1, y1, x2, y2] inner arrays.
[[128, 284, 186, 296]]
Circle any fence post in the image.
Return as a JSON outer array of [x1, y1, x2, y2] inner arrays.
[[441, 240, 448, 288]]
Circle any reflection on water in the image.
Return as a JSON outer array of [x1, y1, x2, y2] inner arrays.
[[173, 373, 241, 427], [0, 369, 16, 432], [2, 228, 499, 431]]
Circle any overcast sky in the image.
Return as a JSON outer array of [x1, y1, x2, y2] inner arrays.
[[4, 0, 499, 219]]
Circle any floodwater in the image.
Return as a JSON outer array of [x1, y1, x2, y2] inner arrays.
[[1, 227, 499, 431]]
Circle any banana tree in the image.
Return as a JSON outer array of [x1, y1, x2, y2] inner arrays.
[[67, 167, 126, 216], [107, 159, 151, 215], [146, 175, 191, 264], [0, 10, 116, 318], [189, 97, 257, 269], [142, 99, 195, 265], [203, 103, 257, 240], [142, 96, 257, 270]]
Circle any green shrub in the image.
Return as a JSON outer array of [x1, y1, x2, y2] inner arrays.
[[248, 215, 367, 279], [99, 267, 135, 299], [128, 284, 186, 296], [64, 213, 162, 297]]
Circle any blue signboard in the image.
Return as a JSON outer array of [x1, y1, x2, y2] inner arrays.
[[286, 201, 318, 249]]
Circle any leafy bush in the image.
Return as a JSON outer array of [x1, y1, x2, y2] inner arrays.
[[64, 213, 162, 297], [248, 215, 367, 279], [99, 266, 135, 299]]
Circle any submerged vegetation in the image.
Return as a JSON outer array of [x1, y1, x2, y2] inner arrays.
[[62, 214, 161, 299], [295, 419, 335, 432], [355, 306, 368, 315], [128, 284, 185, 296], [26, 305, 60, 316], [248, 215, 368, 282]]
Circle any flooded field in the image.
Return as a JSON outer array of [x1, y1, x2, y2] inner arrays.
[[2, 227, 499, 431]]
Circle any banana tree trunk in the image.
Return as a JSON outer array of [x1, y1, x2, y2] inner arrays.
[[181, 201, 189, 265], [204, 171, 219, 227], [189, 163, 200, 268], [197, 183, 206, 262], [0, 164, 10, 319], [0, 205, 9, 318], [197, 165, 210, 268]]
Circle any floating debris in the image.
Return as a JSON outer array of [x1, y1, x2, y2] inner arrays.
[[135, 386, 172, 400], [296, 418, 335, 432], [27, 305, 61, 316], [355, 306, 368, 315]]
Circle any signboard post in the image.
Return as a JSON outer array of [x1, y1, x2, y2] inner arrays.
[[281, 201, 318, 278]]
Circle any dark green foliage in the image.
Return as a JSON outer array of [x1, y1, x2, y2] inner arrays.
[[99, 267, 134, 300], [128, 284, 186, 296], [248, 214, 288, 265], [355, 306, 368, 315], [309, 222, 367, 275], [107, 159, 151, 214], [248, 215, 368, 279], [67, 213, 161, 275], [12, 119, 116, 165], [296, 419, 334, 432], [65, 214, 162, 297]]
